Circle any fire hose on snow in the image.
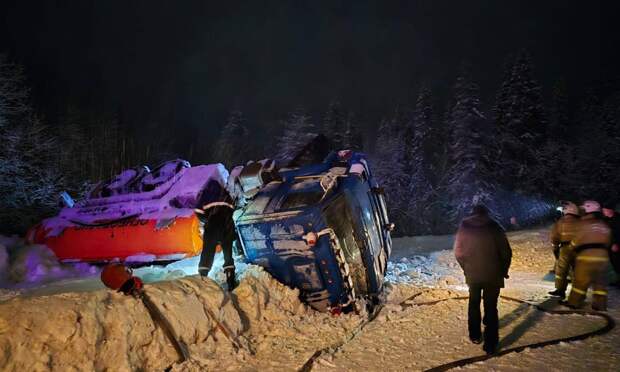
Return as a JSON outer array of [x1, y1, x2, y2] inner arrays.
[[100, 264, 191, 362], [299, 291, 615, 372], [100, 264, 244, 365]]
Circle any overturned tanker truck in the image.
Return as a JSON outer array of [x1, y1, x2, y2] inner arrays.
[[27, 159, 229, 264], [26, 146, 393, 312], [230, 150, 393, 313]]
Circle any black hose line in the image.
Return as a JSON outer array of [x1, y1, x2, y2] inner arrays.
[[299, 292, 615, 372], [139, 291, 191, 362], [425, 295, 615, 372]]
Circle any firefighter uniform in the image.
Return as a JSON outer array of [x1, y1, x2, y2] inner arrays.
[[195, 197, 238, 291], [550, 213, 580, 294], [566, 212, 612, 310]]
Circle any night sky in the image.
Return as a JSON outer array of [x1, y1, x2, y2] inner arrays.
[[1, 1, 619, 148]]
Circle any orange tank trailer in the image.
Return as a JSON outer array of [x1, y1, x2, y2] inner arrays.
[[31, 215, 203, 263]]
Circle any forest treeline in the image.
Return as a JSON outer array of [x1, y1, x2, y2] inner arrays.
[[1, 51, 619, 235]]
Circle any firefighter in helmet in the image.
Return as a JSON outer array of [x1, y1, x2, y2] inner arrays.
[[564, 200, 612, 311], [195, 180, 238, 291], [548, 201, 580, 299]]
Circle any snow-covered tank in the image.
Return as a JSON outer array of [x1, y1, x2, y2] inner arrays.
[[27, 160, 229, 264], [232, 151, 393, 312]]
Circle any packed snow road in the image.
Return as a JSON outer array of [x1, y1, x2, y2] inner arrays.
[[312, 229, 620, 371], [0, 228, 619, 371]]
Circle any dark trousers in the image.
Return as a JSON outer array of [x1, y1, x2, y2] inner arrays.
[[198, 232, 235, 273], [611, 249, 620, 277], [555, 244, 575, 291], [468, 284, 500, 348]]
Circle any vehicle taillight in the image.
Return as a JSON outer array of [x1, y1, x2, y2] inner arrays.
[[330, 306, 342, 316], [303, 231, 318, 247]]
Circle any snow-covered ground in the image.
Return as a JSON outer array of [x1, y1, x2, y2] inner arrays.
[[1, 228, 619, 371], [312, 229, 620, 371]]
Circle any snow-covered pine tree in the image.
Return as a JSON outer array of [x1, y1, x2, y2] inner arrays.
[[0, 55, 30, 122], [372, 108, 410, 235], [570, 89, 620, 202], [401, 87, 436, 234], [492, 50, 547, 192], [600, 91, 620, 204], [0, 57, 65, 233], [342, 111, 364, 151], [548, 79, 570, 140], [322, 101, 345, 150], [91, 114, 122, 181], [445, 66, 494, 225], [539, 79, 573, 197], [212, 109, 250, 168], [57, 105, 89, 186], [276, 107, 317, 163]]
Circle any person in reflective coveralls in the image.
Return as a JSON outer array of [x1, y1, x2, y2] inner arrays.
[[454, 205, 512, 355], [548, 201, 580, 299], [195, 181, 238, 291], [565, 201, 612, 311]]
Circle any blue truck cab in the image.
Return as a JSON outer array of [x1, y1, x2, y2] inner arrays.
[[232, 151, 393, 312]]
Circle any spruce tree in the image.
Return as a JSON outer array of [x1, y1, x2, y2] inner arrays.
[[445, 66, 493, 224], [212, 109, 250, 168], [322, 101, 345, 150], [342, 111, 364, 151], [57, 105, 90, 194], [600, 92, 620, 204], [548, 79, 570, 139], [540, 79, 572, 196], [276, 107, 317, 163], [571, 90, 619, 202], [0, 55, 30, 122], [0, 57, 65, 233], [372, 108, 410, 235], [492, 50, 547, 191], [401, 87, 436, 234]]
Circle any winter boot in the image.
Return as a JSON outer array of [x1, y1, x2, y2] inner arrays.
[[548, 289, 566, 298], [198, 266, 210, 277], [559, 300, 578, 309], [225, 267, 238, 291], [483, 343, 499, 355]]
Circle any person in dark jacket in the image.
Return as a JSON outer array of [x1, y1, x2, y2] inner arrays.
[[195, 181, 238, 291], [454, 205, 512, 355]]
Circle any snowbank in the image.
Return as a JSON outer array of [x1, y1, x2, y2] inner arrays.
[[0, 236, 99, 292], [0, 265, 363, 371]]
